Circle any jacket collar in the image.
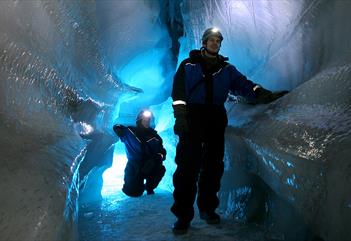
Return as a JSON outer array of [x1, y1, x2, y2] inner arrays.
[[189, 49, 229, 63]]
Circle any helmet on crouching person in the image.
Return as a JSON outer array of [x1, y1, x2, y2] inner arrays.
[[136, 109, 155, 129]]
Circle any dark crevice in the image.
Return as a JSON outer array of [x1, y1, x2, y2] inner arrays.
[[159, 0, 184, 60]]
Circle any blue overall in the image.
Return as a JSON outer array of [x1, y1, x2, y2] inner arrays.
[[113, 125, 166, 197]]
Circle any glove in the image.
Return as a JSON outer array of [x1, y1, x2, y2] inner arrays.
[[255, 87, 289, 104], [255, 87, 272, 104], [173, 104, 189, 136], [270, 90, 289, 102], [113, 124, 125, 137]]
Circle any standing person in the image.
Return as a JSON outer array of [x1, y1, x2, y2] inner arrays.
[[171, 27, 288, 234], [113, 109, 166, 197]]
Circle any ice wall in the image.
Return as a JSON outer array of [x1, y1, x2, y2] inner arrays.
[[0, 1, 112, 240], [222, 64, 351, 241], [0, 1, 169, 240]]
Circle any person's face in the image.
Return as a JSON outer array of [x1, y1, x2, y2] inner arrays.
[[203, 36, 221, 53], [141, 117, 151, 128]]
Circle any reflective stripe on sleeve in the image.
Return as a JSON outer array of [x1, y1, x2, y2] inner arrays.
[[253, 85, 261, 91], [172, 100, 187, 105]]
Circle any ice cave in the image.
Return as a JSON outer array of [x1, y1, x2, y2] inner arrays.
[[0, 0, 350, 241]]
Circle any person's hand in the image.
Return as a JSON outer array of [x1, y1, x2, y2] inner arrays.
[[174, 117, 189, 136], [255, 87, 272, 104], [255, 87, 289, 104], [173, 104, 189, 136], [270, 90, 289, 102], [113, 124, 125, 137]]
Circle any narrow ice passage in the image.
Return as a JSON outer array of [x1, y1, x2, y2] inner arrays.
[[1, 1, 350, 241]]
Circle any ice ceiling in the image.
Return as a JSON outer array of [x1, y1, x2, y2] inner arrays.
[[0, 1, 350, 241]]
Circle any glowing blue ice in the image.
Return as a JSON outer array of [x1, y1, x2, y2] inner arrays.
[[117, 49, 169, 110], [101, 142, 128, 198]]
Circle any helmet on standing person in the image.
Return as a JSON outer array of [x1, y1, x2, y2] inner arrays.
[[202, 27, 223, 44]]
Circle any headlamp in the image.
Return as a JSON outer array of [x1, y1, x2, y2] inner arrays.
[[142, 110, 152, 118], [211, 28, 219, 33]]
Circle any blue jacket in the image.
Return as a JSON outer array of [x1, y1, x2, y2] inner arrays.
[[172, 49, 258, 106], [113, 125, 166, 165]]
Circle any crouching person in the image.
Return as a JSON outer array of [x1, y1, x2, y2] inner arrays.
[[113, 109, 166, 197]]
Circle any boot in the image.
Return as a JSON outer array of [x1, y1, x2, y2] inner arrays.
[[172, 219, 190, 235], [146, 189, 155, 195], [199, 211, 220, 224]]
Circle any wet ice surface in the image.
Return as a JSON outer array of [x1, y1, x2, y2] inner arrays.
[[78, 190, 271, 241]]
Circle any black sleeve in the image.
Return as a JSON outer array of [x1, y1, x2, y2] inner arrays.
[[229, 65, 258, 101], [113, 124, 126, 138], [171, 60, 188, 102], [155, 133, 167, 161]]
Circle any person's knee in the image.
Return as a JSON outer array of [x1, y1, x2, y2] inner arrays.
[[122, 184, 144, 197], [148, 166, 166, 185], [122, 188, 143, 197]]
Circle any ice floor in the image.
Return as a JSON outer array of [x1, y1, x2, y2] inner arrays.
[[78, 189, 277, 241]]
